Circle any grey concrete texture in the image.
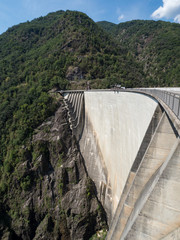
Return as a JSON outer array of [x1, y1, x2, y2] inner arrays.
[[79, 91, 158, 223], [64, 90, 180, 239], [110, 113, 180, 239], [125, 141, 180, 240]]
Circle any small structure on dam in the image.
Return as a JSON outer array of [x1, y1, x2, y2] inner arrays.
[[60, 89, 180, 240]]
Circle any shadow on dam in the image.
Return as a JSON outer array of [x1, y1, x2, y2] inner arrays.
[[63, 90, 180, 240]]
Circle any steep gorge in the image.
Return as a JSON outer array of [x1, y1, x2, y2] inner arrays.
[[0, 98, 107, 240]]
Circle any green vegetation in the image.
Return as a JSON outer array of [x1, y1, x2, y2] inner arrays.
[[86, 177, 95, 199], [20, 175, 31, 191], [90, 229, 107, 240], [58, 152, 64, 166], [98, 20, 180, 87], [0, 10, 145, 191]]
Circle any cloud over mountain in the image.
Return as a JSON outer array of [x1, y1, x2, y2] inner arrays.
[[118, 14, 124, 21]]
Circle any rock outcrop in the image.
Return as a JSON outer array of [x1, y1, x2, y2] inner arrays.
[[0, 100, 107, 240], [66, 66, 84, 81]]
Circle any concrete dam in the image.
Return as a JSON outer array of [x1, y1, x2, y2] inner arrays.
[[61, 89, 180, 239]]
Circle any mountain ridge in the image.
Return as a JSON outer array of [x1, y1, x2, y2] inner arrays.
[[97, 19, 180, 86]]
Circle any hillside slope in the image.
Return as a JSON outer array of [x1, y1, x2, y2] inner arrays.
[[98, 20, 180, 86], [0, 10, 145, 175], [0, 100, 107, 239], [0, 10, 144, 89]]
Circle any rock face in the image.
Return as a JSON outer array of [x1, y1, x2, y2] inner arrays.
[[0, 100, 107, 240], [66, 66, 83, 81]]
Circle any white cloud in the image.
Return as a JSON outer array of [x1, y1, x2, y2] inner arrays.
[[118, 14, 124, 21], [174, 14, 180, 23], [151, 0, 180, 23]]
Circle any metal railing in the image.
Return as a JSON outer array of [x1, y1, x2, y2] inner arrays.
[[58, 89, 180, 121], [137, 89, 180, 120]]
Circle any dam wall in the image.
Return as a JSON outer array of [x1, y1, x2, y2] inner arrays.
[[63, 90, 180, 239], [79, 91, 158, 221]]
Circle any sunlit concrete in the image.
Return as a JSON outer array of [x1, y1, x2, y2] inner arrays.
[[79, 91, 158, 220]]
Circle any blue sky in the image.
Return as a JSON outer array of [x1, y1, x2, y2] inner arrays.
[[0, 0, 180, 34]]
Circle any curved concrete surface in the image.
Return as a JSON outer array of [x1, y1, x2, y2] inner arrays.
[[62, 90, 180, 239], [107, 111, 179, 239], [62, 89, 180, 238], [79, 91, 158, 220]]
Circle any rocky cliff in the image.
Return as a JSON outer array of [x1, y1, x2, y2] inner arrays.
[[0, 99, 107, 240]]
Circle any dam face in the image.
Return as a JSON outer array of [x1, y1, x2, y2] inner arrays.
[[63, 90, 180, 239], [79, 91, 158, 219]]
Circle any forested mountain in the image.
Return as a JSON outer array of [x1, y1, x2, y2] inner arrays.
[[98, 20, 180, 86], [0, 10, 180, 239], [0, 10, 146, 181]]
